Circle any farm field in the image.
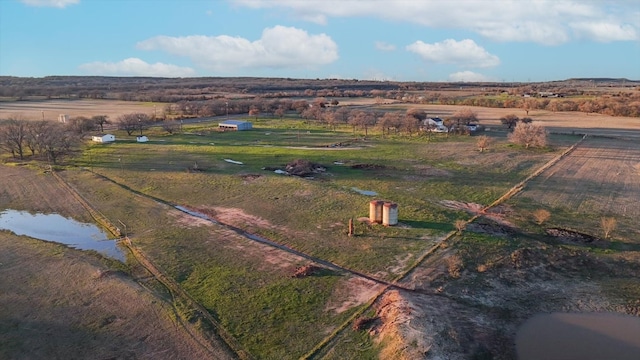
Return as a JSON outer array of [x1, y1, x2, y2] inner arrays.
[[511, 136, 640, 241], [2, 99, 640, 359], [0, 99, 160, 121]]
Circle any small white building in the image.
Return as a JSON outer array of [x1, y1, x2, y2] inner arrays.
[[218, 120, 252, 131], [136, 135, 149, 143], [92, 134, 115, 143], [58, 114, 69, 123]]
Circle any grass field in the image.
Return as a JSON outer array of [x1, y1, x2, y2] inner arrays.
[[2, 100, 640, 359]]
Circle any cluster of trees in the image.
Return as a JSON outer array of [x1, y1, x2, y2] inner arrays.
[[0, 119, 82, 164]]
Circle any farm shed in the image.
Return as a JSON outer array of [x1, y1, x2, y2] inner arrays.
[[92, 134, 115, 143], [219, 120, 252, 131], [136, 135, 149, 142]]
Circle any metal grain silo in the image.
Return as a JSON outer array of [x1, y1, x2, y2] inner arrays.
[[369, 200, 384, 224], [382, 202, 398, 226]]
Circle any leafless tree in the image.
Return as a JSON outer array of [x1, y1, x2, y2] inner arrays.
[[476, 135, 493, 152], [401, 114, 420, 136], [601, 217, 617, 239], [68, 116, 96, 134], [446, 255, 463, 278], [248, 106, 260, 119], [500, 114, 519, 129], [508, 122, 547, 148], [117, 113, 150, 136], [454, 219, 466, 234], [377, 112, 401, 137], [39, 122, 80, 164], [0, 118, 27, 159], [92, 115, 109, 132], [532, 209, 551, 225]]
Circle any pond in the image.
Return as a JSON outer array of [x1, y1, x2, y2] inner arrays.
[[0, 209, 125, 262], [516, 312, 640, 360]]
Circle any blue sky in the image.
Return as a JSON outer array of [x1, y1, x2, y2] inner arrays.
[[1, 0, 639, 82]]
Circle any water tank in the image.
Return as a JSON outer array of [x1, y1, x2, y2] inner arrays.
[[382, 202, 398, 226], [369, 200, 384, 224]]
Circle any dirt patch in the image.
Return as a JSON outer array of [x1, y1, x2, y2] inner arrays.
[[546, 227, 607, 247], [239, 173, 262, 182], [350, 163, 387, 170], [413, 164, 453, 177], [439, 200, 485, 213], [467, 220, 518, 237], [325, 277, 384, 314], [195, 206, 280, 232], [168, 208, 214, 228], [291, 264, 323, 278]]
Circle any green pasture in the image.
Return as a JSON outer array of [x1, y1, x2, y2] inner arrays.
[[64, 117, 578, 358]]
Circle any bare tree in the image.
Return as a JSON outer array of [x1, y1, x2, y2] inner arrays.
[[117, 113, 150, 136], [532, 209, 551, 225], [454, 219, 466, 234], [248, 106, 260, 120], [92, 115, 109, 132], [378, 112, 401, 137], [446, 255, 463, 278], [508, 122, 547, 148], [68, 116, 96, 134], [38, 122, 80, 164], [500, 114, 519, 129], [476, 135, 493, 152], [601, 217, 617, 239], [0, 118, 27, 159]]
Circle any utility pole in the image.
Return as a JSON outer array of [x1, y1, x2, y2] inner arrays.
[[225, 101, 229, 120]]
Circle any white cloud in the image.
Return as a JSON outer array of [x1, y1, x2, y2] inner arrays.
[[448, 71, 494, 82], [406, 39, 500, 68], [375, 41, 396, 51], [136, 26, 338, 72], [570, 21, 638, 42], [20, 0, 78, 7], [78, 58, 196, 77], [232, 0, 640, 45]]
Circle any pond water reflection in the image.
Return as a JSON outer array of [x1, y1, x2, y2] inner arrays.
[[516, 312, 640, 360], [0, 209, 125, 262]]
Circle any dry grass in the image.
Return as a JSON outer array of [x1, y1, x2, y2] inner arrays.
[[0, 99, 158, 122], [0, 233, 229, 360], [532, 209, 551, 225], [519, 137, 640, 220]]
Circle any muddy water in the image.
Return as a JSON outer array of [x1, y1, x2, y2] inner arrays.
[[516, 312, 640, 360], [0, 209, 125, 262]]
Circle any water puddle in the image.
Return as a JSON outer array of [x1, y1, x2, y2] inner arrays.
[[351, 187, 378, 196], [516, 312, 640, 360], [0, 209, 125, 262]]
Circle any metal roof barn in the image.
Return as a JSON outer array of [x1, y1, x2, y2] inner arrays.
[[218, 120, 252, 131]]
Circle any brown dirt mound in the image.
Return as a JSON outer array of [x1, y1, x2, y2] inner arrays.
[[292, 264, 322, 278], [285, 159, 326, 177]]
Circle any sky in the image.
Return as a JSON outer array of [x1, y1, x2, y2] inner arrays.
[[0, 0, 639, 82]]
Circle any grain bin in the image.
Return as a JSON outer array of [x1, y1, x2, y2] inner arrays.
[[369, 200, 384, 224], [382, 202, 398, 226]]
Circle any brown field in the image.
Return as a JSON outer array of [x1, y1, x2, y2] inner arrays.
[[0, 165, 234, 360], [0, 233, 229, 360], [514, 136, 640, 240], [0, 99, 158, 121]]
